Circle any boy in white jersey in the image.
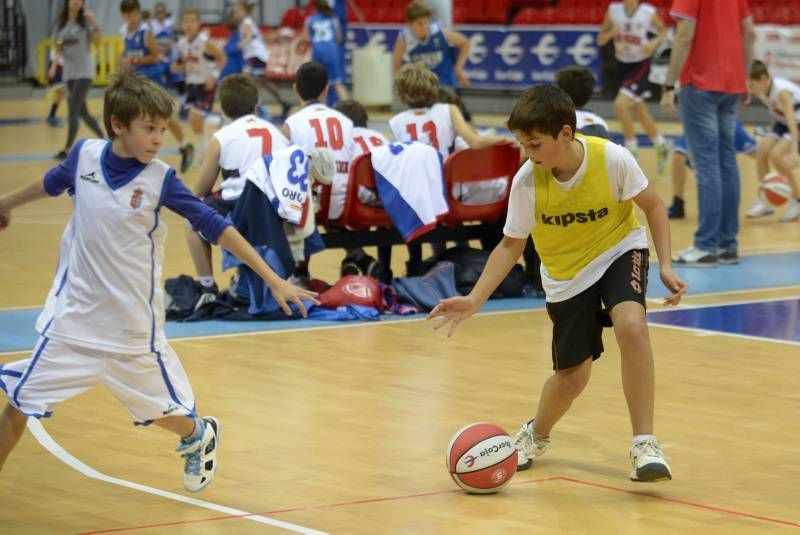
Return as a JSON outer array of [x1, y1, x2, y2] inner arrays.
[[597, 0, 669, 172], [556, 66, 610, 139], [283, 61, 355, 280], [232, 1, 292, 120], [390, 63, 512, 270], [389, 62, 507, 162], [186, 73, 291, 293], [171, 9, 225, 156], [428, 84, 687, 482], [0, 73, 318, 490], [747, 60, 800, 222], [333, 98, 389, 278]]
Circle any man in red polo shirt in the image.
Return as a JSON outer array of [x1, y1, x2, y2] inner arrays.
[[661, 0, 755, 267]]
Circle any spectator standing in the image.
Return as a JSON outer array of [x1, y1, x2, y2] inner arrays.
[[661, 0, 755, 266], [51, 0, 105, 160]]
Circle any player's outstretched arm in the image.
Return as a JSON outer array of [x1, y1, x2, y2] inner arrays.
[[216, 226, 321, 317], [0, 179, 50, 230], [633, 185, 687, 306], [428, 235, 527, 336]]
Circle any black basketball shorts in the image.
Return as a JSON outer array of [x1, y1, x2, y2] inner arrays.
[[545, 248, 649, 371]]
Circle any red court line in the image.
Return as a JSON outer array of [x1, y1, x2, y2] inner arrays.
[[77, 475, 800, 534], [556, 476, 800, 528], [78, 477, 559, 534]]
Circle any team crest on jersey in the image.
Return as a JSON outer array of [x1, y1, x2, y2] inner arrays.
[[130, 188, 144, 209]]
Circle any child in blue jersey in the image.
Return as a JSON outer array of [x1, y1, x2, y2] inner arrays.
[[219, 15, 245, 81], [668, 122, 757, 220], [304, 0, 348, 106], [150, 2, 183, 93], [120, 0, 194, 173], [0, 73, 318, 490], [393, 2, 470, 95]]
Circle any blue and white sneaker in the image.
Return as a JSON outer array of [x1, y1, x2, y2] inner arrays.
[[176, 416, 220, 492]]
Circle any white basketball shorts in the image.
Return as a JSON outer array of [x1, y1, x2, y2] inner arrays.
[[0, 336, 195, 424]]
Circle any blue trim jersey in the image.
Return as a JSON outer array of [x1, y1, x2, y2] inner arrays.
[[401, 22, 457, 88], [36, 139, 230, 354], [124, 23, 164, 83], [306, 14, 343, 83]]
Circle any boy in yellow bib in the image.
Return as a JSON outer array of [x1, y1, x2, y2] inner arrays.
[[428, 84, 687, 482]]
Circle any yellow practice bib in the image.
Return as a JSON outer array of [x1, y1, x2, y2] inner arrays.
[[531, 136, 641, 280]]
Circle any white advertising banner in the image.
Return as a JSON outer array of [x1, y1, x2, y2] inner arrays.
[[755, 25, 800, 85]]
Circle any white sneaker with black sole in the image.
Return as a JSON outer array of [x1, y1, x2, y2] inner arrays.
[[779, 199, 800, 222], [177, 416, 221, 492], [630, 437, 672, 482], [746, 199, 774, 218], [673, 246, 717, 267], [511, 419, 550, 471]]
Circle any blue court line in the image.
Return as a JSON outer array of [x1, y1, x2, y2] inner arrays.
[[647, 298, 800, 343], [1, 252, 798, 354], [0, 297, 545, 355], [0, 117, 41, 126]]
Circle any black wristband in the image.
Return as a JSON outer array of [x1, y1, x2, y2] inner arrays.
[[663, 84, 675, 92]]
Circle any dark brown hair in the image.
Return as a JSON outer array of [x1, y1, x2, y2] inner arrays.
[[507, 84, 576, 139], [120, 0, 141, 14], [219, 74, 259, 118], [104, 73, 174, 138], [749, 59, 770, 80], [296, 61, 329, 101], [315, 0, 333, 17], [405, 1, 431, 22], [555, 66, 596, 108], [335, 99, 368, 127]]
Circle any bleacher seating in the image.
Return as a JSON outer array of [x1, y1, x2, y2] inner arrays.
[[333, 0, 800, 26]]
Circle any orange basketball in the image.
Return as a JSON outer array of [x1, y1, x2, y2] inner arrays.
[[446, 422, 517, 493], [758, 174, 793, 208]]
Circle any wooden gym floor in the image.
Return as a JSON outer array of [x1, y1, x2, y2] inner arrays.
[[0, 97, 798, 534]]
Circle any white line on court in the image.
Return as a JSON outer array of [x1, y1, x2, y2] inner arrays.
[[649, 322, 800, 347], [27, 419, 327, 535], [647, 293, 800, 313]]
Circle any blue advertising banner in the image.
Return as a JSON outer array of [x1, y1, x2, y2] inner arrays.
[[345, 24, 601, 89]]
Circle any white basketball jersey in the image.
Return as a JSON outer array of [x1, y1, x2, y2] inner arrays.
[[214, 114, 290, 201], [285, 103, 354, 219], [764, 78, 800, 124], [389, 103, 455, 161], [38, 140, 172, 354], [576, 110, 610, 131], [241, 16, 269, 61], [351, 126, 388, 157], [177, 31, 214, 84], [608, 2, 657, 63]]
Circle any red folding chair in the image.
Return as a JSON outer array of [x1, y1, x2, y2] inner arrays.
[[315, 184, 332, 226], [338, 152, 393, 229], [441, 144, 521, 226]]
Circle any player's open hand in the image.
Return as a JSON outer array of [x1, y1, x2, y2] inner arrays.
[[427, 295, 480, 337], [660, 266, 687, 306], [271, 279, 320, 318]]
